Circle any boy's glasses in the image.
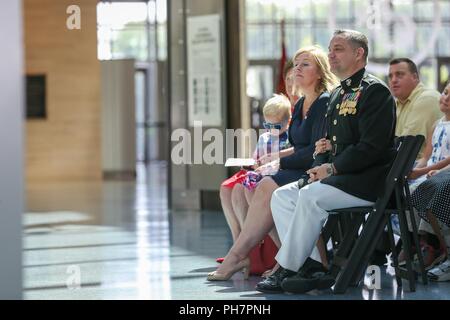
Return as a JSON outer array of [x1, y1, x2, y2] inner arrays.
[[263, 121, 285, 130]]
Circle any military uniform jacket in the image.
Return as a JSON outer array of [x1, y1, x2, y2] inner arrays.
[[316, 68, 397, 202]]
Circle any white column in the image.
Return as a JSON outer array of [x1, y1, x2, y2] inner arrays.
[[0, 0, 24, 299]]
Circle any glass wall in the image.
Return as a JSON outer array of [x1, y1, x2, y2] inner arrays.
[[246, 0, 450, 98], [97, 0, 167, 62]]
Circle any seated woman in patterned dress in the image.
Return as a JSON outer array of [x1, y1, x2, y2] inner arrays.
[[410, 80, 450, 280]]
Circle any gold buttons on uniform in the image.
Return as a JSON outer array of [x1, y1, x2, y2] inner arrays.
[[333, 120, 337, 125], [332, 136, 337, 142]]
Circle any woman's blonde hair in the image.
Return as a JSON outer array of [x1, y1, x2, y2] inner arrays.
[[263, 94, 291, 122], [292, 45, 339, 95]]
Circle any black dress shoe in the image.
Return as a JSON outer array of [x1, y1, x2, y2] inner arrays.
[[281, 258, 333, 294], [255, 267, 296, 293]]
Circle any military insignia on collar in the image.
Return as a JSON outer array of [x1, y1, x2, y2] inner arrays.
[[346, 79, 352, 86]]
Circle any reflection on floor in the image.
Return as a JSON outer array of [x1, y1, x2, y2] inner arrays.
[[24, 162, 450, 300]]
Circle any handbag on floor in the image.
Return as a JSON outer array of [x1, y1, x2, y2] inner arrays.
[[248, 235, 278, 275]]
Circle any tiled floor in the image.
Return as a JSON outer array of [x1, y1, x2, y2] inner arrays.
[[24, 162, 450, 300]]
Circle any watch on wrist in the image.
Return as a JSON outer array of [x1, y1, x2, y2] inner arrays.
[[326, 163, 334, 176]]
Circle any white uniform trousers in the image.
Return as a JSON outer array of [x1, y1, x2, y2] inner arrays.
[[271, 180, 374, 272]]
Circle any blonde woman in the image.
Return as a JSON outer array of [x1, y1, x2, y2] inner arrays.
[[208, 46, 339, 281]]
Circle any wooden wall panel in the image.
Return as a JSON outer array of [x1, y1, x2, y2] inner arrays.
[[24, 0, 102, 181]]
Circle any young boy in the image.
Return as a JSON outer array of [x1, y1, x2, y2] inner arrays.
[[222, 94, 292, 189], [217, 94, 292, 266], [242, 94, 292, 190]]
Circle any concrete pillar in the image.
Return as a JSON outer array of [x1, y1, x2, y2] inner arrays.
[[226, 0, 249, 132], [168, 0, 248, 210], [0, 0, 24, 299]]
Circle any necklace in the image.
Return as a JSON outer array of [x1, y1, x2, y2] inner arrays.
[[303, 92, 324, 119]]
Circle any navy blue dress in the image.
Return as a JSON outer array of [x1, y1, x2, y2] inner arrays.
[[271, 92, 330, 186]]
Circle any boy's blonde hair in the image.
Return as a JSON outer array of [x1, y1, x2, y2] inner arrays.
[[263, 94, 291, 122]]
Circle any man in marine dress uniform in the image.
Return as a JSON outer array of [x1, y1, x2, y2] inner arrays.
[[255, 29, 397, 294]]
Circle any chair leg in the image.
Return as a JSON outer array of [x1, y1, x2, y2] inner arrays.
[[330, 215, 364, 279], [349, 214, 370, 287], [387, 214, 402, 288], [333, 210, 383, 294], [404, 182, 428, 285], [396, 186, 416, 292], [321, 215, 339, 245], [350, 215, 389, 288]]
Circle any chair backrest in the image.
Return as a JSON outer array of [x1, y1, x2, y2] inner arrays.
[[402, 135, 425, 179], [374, 135, 424, 212], [394, 135, 425, 177], [332, 135, 425, 293]]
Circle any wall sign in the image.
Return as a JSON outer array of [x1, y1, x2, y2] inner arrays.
[[187, 14, 222, 127]]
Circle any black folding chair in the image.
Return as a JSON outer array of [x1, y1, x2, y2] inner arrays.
[[386, 135, 428, 291], [320, 135, 426, 294]]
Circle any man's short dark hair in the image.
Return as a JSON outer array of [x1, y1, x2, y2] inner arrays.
[[389, 58, 419, 77], [333, 29, 369, 62]]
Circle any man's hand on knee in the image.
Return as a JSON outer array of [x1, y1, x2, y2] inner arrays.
[[307, 166, 321, 183], [307, 164, 333, 183]]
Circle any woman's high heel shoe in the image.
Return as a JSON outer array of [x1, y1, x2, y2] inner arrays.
[[207, 258, 250, 281]]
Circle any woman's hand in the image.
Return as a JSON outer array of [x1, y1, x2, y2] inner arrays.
[[255, 159, 279, 175], [409, 167, 427, 180], [257, 154, 278, 166], [426, 170, 440, 178], [315, 138, 332, 154]]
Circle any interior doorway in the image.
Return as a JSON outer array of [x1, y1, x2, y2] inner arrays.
[[97, 0, 168, 166]]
